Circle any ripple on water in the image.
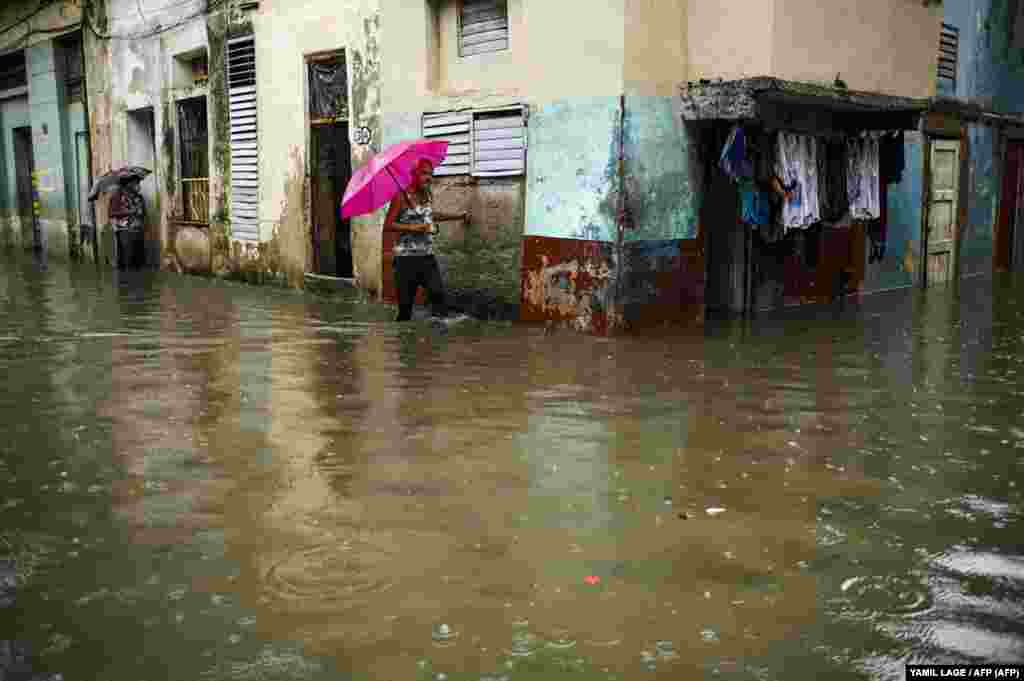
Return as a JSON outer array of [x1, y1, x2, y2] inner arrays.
[[262, 539, 396, 609], [836, 574, 933, 620]]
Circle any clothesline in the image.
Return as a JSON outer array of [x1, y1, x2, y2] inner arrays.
[[718, 122, 903, 262]]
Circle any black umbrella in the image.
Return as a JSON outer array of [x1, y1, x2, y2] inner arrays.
[[87, 166, 152, 201]]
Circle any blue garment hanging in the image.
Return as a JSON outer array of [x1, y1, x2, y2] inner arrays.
[[720, 125, 753, 181]]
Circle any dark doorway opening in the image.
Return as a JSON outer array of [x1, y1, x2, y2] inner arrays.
[[311, 122, 353, 277], [996, 140, 1024, 272], [13, 126, 39, 252], [307, 52, 353, 278], [128, 107, 158, 266]]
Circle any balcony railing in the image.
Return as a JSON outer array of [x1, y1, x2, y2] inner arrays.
[[180, 178, 209, 224]]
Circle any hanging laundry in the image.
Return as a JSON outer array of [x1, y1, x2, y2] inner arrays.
[[846, 133, 881, 221], [880, 131, 905, 185], [720, 125, 753, 181], [819, 138, 849, 223], [739, 180, 772, 226], [775, 132, 821, 230], [867, 220, 887, 263]]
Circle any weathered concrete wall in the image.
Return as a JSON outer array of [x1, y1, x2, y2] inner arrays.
[[0, 96, 31, 251], [431, 176, 523, 318], [525, 97, 620, 242], [624, 1, 687, 98], [952, 0, 1024, 115], [622, 95, 700, 242], [0, 0, 86, 260], [686, 0, 775, 83], [771, 0, 943, 99], [865, 133, 925, 293], [247, 0, 380, 290], [961, 123, 1000, 277]]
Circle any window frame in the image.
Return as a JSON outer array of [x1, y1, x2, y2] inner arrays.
[[457, 0, 510, 58], [226, 34, 260, 242], [938, 22, 959, 92], [176, 95, 210, 225]]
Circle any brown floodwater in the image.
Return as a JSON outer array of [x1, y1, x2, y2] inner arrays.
[[1, 253, 1022, 680]]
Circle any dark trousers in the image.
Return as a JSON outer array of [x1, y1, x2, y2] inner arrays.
[[394, 255, 447, 321], [115, 229, 143, 269]]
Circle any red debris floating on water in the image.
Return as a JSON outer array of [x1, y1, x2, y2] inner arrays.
[[584, 575, 601, 585]]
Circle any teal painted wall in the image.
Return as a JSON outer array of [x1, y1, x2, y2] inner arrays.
[[622, 95, 699, 242], [26, 38, 78, 257], [961, 123, 999, 276], [525, 97, 620, 242], [0, 95, 31, 216], [525, 96, 699, 243], [61, 100, 88, 230], [873, 135, 924, 292]]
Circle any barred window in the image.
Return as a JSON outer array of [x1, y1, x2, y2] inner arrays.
[[178, 97, 209, 224], [61, 33, 84, 102]]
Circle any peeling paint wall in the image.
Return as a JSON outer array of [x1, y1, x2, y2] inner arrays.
[[961, 123, 1000, 277], [525, 98, 620, 242], [869, 133, 925, 292]]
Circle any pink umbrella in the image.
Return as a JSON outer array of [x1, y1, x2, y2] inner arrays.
[[340, 139, 449, 219]]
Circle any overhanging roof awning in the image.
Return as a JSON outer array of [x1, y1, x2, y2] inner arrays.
[[679, 77, 929, 128]]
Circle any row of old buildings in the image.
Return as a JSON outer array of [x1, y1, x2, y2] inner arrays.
[[2, 0, 1023, 332]]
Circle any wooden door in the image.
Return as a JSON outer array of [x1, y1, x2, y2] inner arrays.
[[995, 141, 1024, 272], [13, 126, 39, 251], [926, 138, 961, 285], [310, 122, 353, 277]]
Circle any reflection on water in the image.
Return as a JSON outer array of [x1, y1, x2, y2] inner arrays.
[[1, 255, 1022, 680]]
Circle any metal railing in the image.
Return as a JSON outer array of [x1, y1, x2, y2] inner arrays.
[[180, 178, 209, 224]]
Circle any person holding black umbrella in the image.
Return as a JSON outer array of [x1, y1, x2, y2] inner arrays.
[[109, 177, 145, 270]]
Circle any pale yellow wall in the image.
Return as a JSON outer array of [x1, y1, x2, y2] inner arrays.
[[624, 0, 688, 97], [381, 0, 627, 114], [686, 0, 775, 82], [770, 0, 943, 98], [254, 0, 380, 243]]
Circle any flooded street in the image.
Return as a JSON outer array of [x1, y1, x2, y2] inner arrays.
[[2, 254, 1023, 681]]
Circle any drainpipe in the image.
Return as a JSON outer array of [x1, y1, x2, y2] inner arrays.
[[79, 16, 99, 265], [615, 94, 626, 330]]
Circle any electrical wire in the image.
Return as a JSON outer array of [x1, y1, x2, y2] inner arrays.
[[84, 0, 229, 41], [0, 0, 55, 40]]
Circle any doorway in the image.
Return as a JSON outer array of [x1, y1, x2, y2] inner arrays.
[[924, 138, 961, 285], [307, 52, 353, 278], [127, 107, 158, 266], [310, 122, 353, 277], [995, 140, 1024, 272], [12, 126, 39, 252]]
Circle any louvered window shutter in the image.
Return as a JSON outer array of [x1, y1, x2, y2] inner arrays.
[[938, 23, 959, 91], [422, 112, 472, 176], [459, 0, 509, 57], [227, 36, 259, 241], [472, 108, 524, 177]]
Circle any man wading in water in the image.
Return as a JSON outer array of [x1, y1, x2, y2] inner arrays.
[[109, 177, 146, 269], [383, 159, 469, 322]]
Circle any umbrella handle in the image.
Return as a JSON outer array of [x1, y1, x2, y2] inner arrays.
[[385, 166, 414, 208]]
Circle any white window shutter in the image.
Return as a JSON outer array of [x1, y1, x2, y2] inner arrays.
[[227, 36, 259, 242], [472, 108, 524, 177], [422, 111, 472, 176]]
